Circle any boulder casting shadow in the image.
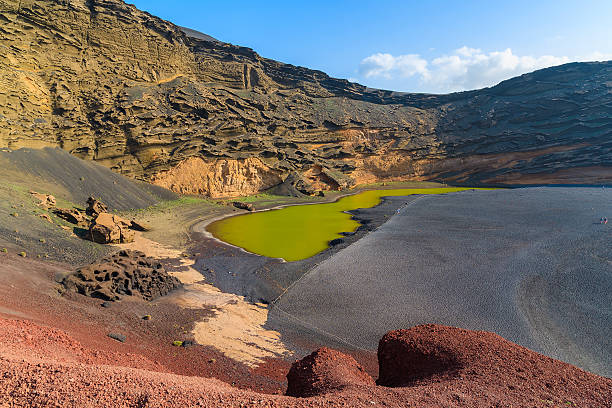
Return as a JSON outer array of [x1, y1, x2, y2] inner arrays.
[[285, 347, 375, 397], [376, 326, 462, 387]]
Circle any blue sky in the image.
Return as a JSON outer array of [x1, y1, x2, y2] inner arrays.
[[129, 0, 612, 93]]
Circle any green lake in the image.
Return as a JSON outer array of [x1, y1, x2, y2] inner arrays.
[[207, 187, 477, 262]]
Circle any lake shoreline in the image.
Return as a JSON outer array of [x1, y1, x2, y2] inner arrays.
[[188, 191, 425, 304], [201, 187, 476, 262]]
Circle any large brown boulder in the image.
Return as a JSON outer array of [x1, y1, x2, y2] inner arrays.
[[62, 249, 182, 301], [86, 196, 109, 217], [89, 212, 134, 244], [53, 208, 86, 225], [286, 347, 375, 397]]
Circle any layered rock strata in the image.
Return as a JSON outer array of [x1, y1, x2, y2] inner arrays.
[[0, 0, 610, 196]]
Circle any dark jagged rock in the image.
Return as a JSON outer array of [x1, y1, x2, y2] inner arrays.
[[53, 208, 86, 225], [232, 201, 254, 212], [129, 220, 150, 232], [0, 0, 610, 196], [62, 249, 182, 301], [108, 333, 126, 343]]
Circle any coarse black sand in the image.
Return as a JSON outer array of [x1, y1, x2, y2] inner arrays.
[[268, 187, 612, 378]]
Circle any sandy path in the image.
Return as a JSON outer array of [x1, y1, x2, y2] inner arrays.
[[118, 234, 293, 366]]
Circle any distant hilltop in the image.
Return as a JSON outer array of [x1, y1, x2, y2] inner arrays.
[[1, 0, 610, 196]]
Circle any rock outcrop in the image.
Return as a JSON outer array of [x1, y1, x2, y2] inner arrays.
[[62, 249, 182, 301], [29, 191, 56, 209], [86, 196, 108, 218], [232, 201, 254, 212], [89, 212, 134, 244], [53, 208, 86, 225], [0, 0, 610, 195], [150, 157, 283, 197], [286, 347, 375, 397]]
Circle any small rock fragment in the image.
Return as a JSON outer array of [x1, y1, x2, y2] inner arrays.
[[108, 333, 126, 343], [172, 340, 183, 347], [142, 314, 152, 320], [39, 214, 53, 223], [232, 201, 254, 211], [18, 251, 26, 257], [129, 220, 150, 231]]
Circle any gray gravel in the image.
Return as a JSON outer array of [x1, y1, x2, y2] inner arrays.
[[271, 187, 612, 378]]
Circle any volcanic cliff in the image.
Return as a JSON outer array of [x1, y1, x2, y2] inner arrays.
[[1, 0, 611, 196]]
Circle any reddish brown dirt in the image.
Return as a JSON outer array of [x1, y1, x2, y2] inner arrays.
[[0, 251, 290, 395], [374, 325, 612, 405], [0, 251, 610, 407], [286, 347, 375, 397]]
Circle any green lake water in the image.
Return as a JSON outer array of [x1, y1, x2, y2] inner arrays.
[[207, 188, 477, 261]]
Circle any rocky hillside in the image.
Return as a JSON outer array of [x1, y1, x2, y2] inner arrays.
[[1, 0, 610, 196]]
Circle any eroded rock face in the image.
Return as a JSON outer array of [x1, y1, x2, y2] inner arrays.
[[89, 212, 134, 244], [286, 347, 375, 397], [53, 208, 86, 225], [150, 157, 283, 198], [86, 196, 108, 218], [0, 0, 610, 194], [62, 249, 182, 301]]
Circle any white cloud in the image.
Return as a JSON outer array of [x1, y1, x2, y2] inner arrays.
[[359, 53, 428, 80], [358, 47, 612, 93]]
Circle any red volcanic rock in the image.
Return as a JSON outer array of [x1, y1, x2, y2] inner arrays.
[[377, 324, 612, 406], [377, 325, 461, 386], [286, 347, 375, 397]]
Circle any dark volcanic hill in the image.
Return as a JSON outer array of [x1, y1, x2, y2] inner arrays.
[[1, 0, 611, 196]]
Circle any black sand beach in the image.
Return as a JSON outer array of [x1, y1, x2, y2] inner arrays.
[[268, 187, 612, 378]]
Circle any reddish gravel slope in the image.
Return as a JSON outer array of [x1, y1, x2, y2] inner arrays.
[[1, 316, 610, 407], [0, 253, 610, 407]]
